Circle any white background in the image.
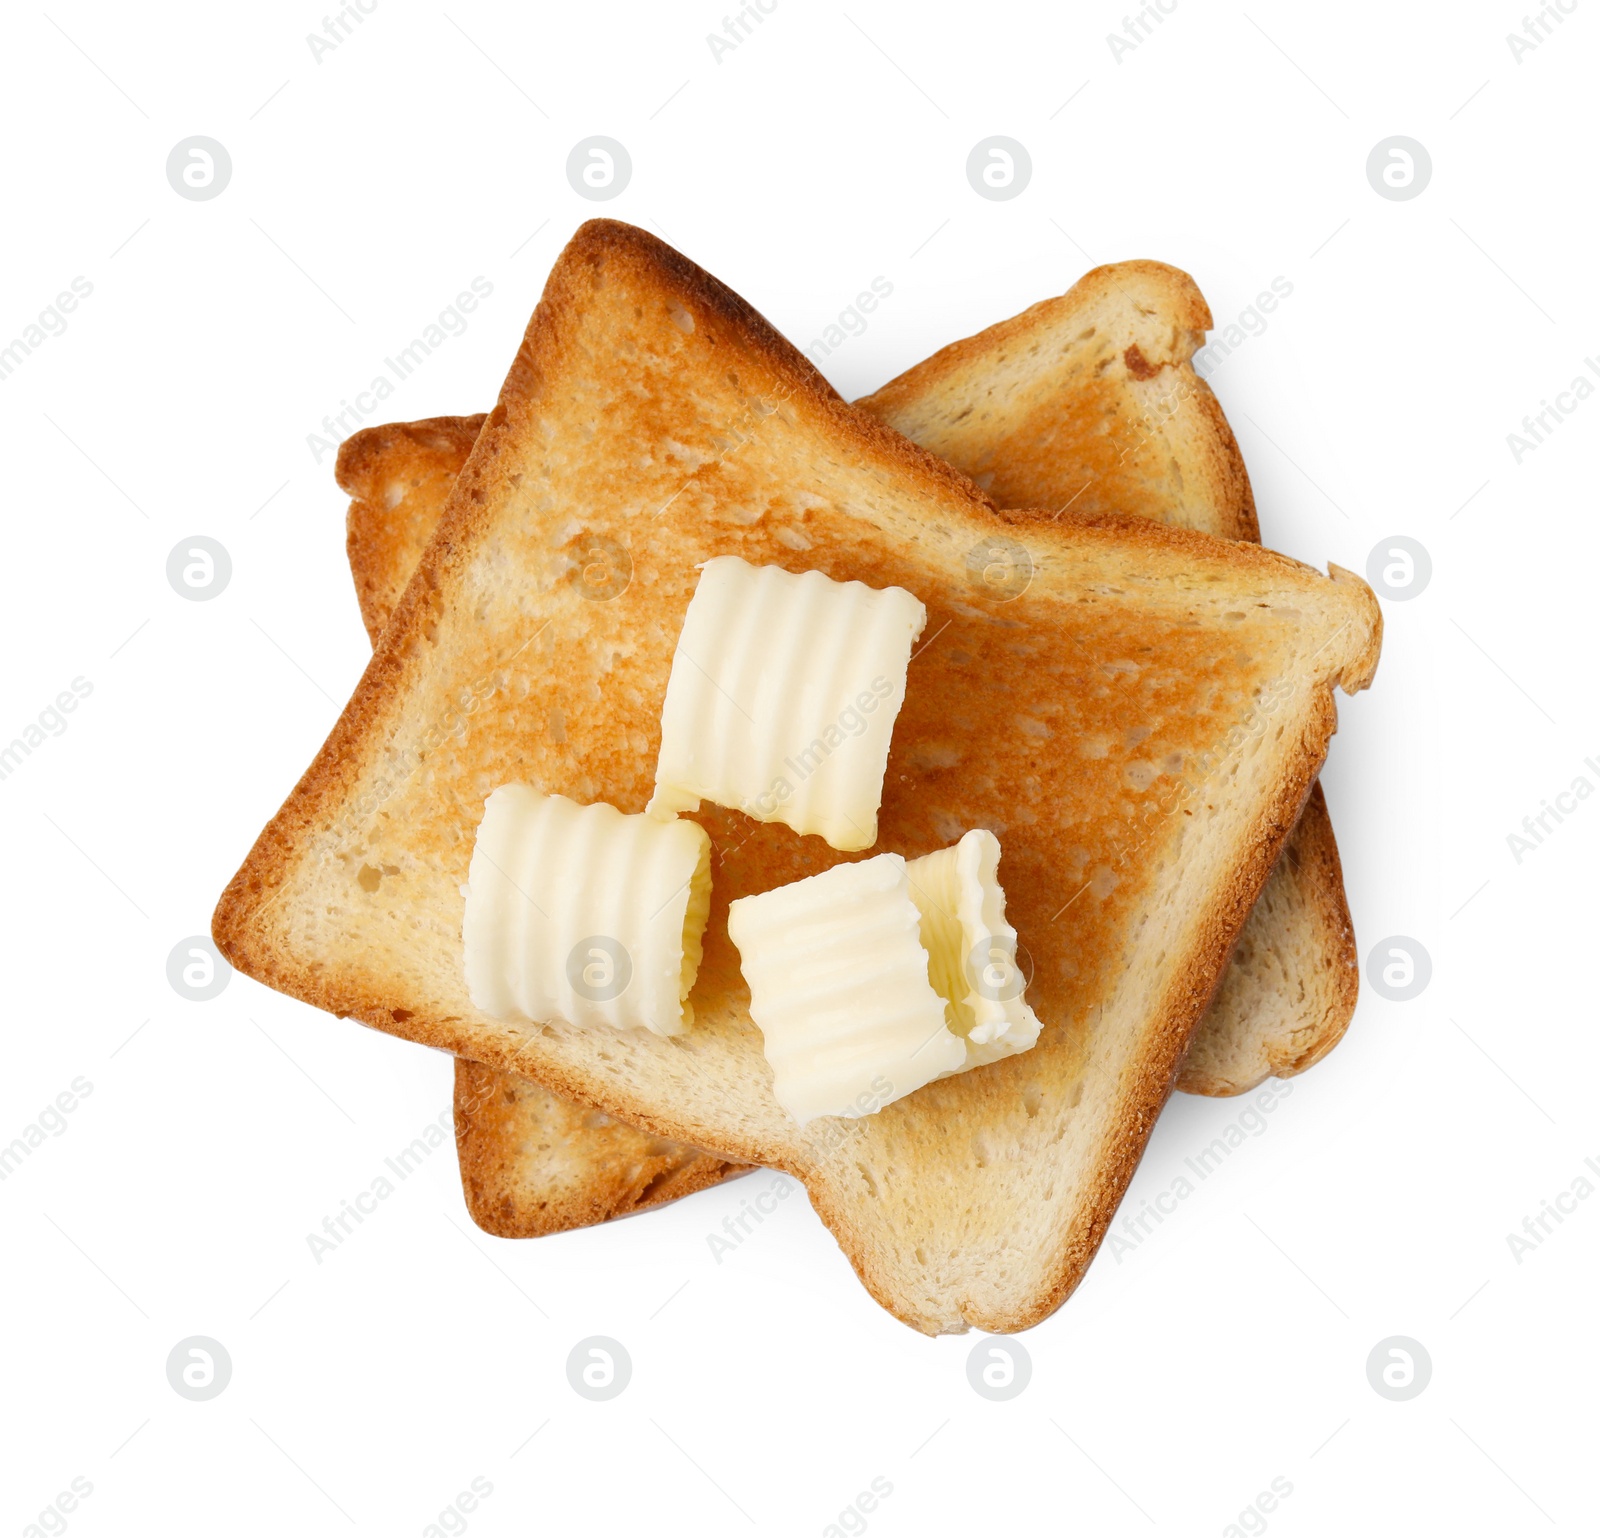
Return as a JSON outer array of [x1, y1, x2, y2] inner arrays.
[[2, 2, 1595, 1533]]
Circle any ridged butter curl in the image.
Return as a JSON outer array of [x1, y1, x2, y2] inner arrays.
[[648, 557, 927, 851], [463, 788, 711, 1037]]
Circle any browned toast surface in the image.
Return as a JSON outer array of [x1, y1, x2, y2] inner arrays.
[[454, 1059, 746, 1236], [856, 261, 1358, 1095], [859, 260, 1259, 540], [218, 222, 1379, 1330], [345, 261, 1357, 1123]]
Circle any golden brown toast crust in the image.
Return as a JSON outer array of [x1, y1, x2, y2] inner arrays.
[[454, 1059, 746, 1236], [217, 221, 1380, 1331], [342, 415, 487, 648]]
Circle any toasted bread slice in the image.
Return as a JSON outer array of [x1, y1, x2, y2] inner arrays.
[[216, 221, 1380, 1332], [337, 372, 1342, 1238], [856, 263, 1358, 1092], [339, 416, 749, 1236], [345, 263, 1356, 1103]]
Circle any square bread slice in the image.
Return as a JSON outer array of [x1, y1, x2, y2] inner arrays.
[[345, 259, 1357, 1124], [216, 220, 1380, 1332], [337, 272, 1348, 1236]]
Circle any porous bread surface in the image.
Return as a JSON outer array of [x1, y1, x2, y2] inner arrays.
[[346, 260, 1356, 1102], [1175, 781, 1355, 1091], [454, 1058, 747, 1236], [858, 260, 1258, 540], [217, 221, 1380, 1332], [339, 423, 746, 1233]]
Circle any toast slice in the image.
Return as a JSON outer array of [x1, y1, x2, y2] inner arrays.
[[856, 264, 1359, 1092], [345, 261, 1356, 1105], [338, 308, 1348, 1236], [340, 415, 749, 1237], [215, 220, 1380, 1332]]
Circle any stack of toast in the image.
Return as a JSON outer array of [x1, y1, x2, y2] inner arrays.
[[215, 221, 1379, 1333]]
